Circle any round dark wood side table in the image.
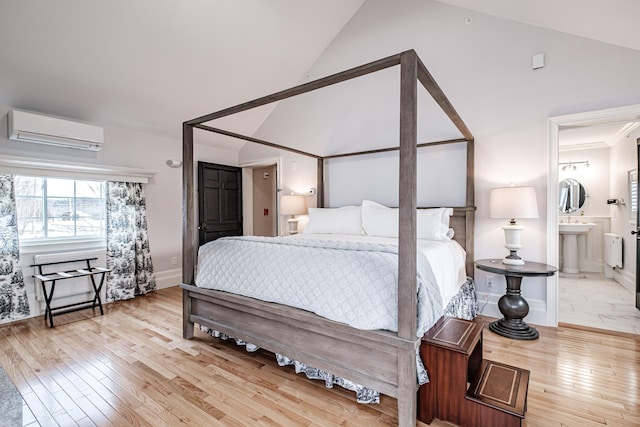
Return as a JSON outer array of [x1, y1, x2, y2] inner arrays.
[[475, 259, 557, 340]]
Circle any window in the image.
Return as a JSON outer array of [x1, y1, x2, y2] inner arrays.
[[15, 176, 106, 241]]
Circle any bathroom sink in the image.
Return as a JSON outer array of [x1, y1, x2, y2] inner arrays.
[[559, 222, 596, 274], [558, 222, 596, 235]]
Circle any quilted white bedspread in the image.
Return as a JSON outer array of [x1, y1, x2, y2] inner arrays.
[[196, 235, 463, 337]]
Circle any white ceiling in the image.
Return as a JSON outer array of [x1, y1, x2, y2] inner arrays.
[[0, 0, 364, 145], [1, 0, 638, 149], [559, 121, 640, 150], [435, 0, 640, 52]]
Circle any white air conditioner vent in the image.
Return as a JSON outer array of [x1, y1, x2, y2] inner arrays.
[[7, 110, 104, 151]]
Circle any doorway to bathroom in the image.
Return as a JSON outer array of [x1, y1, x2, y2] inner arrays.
[[553, 112, 640, 334], [240, 157, 283, 237]]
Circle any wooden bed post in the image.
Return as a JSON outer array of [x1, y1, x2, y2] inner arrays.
[[183, 122, 195, 338], [398, 52, 418, 339], [466, 138, 475, 277], [183, 122, 195, 286], [317, 158, 324, 208], [397, 49, 419, 427]]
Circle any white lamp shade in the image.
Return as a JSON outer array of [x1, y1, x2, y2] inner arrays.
[[280, 195, 306, 216], [489, 186, 539, 221]]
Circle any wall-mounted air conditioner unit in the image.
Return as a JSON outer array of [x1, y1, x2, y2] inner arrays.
[[7, 110, 104, 151]]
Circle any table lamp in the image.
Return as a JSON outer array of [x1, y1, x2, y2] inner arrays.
[[280, 194, 306, 234], [489, 186, 539, 265]]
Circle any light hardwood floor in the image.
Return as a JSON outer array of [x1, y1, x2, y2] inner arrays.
[[1, 286, 638, 427]]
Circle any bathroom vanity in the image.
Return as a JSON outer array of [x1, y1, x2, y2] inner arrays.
[[558, 178, 610, 274]]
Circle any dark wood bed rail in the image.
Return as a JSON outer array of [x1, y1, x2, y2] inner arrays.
[[182, 49, 475, 427]]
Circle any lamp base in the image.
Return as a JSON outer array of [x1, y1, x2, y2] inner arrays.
[[503, 251, 525, 265], [502, 224, 524, 265], [287, 218, 300, 234]]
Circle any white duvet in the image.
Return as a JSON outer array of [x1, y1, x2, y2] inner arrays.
[[295, 233, 467, 308], [196, 234, 467, 337]]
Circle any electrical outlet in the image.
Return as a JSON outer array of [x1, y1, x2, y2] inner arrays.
[[486, 275, 494, 289], [171, 256, 178, 266]]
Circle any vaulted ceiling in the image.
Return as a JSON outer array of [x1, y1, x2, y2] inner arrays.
[[1, 0, 638, 151], [435, 0, 640, 52], [0, 0, 364, 145]]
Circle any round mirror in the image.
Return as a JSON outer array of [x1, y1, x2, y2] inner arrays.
[[558, 178, 587, 213]]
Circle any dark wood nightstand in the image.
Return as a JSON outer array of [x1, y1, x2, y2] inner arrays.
[[475, 259, 557, 340]]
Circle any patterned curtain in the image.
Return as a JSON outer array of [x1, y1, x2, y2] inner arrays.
[[0, 175, 30, 322], [106, 181, 156, 302]]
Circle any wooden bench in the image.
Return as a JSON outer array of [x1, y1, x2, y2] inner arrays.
[[418, 316, 529, 426], [32, 258, 111, 327]]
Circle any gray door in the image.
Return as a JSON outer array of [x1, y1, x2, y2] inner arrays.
[[198, 162, 242, 245]]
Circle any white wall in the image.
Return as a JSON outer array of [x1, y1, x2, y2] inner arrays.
[[325, 142, 467, 207], [250, 0, 640, 325], [0, 106, 239, 313]]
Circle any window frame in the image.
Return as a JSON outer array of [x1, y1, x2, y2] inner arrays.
[[1, 155, 155, 248], [15, 176, 107, 244]]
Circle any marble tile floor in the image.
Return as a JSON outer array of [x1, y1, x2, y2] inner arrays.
[[559, 273, 640, 335]]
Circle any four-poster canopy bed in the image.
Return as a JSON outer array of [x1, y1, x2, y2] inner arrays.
[[181, 50, 475, 426]]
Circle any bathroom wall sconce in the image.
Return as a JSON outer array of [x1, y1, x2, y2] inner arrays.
[[560, 160, 590, 171], [607, 198, 626, 206], [166, 160, 183, 168]]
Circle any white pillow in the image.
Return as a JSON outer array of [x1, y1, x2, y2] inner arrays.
[[302, 206, 363, 235], [361, 200, 453, 240], [361, 200, 398, 238], [416, 207, 454, 240]]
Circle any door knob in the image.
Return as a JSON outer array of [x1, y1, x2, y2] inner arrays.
[[632, 230, 638, 235]]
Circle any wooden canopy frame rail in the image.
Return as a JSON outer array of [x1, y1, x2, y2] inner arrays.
[[181, 50, 475, 427]]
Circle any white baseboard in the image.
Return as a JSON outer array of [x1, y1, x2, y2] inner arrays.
[[579, 259, 603, 273], [155, 268, 182, 290], [476, 292, 548, 326], [1, 268, 183, 325], [613, 269, 635, 294]]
